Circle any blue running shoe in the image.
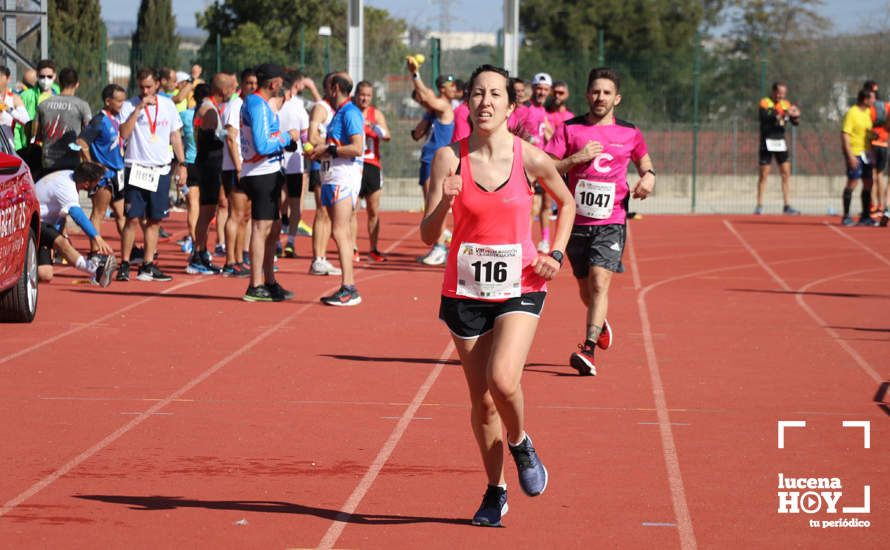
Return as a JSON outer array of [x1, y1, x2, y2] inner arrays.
[[472, 485, 508, 527], [180, 236, 193, 254], [186, 258, 214, 275], [508, 434, 548, 496]]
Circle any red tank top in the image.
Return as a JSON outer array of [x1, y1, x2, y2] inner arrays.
[[442, 137, 545, 301], [362, 106, 381, 167]]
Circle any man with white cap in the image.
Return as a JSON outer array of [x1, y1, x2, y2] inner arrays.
[[514, 72, 555, 254]]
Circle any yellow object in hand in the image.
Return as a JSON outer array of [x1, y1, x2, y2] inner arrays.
[[303, 142, 314, 153]]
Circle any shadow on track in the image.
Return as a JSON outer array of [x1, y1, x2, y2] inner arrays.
[[73, 494, 470, 525]]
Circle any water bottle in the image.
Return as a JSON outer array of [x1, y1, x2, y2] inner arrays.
[[827, 206, 836, 216]]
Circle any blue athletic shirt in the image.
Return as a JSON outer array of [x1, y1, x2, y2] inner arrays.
[[79, 110, 124, 183], [240, 93, 292, 177], [180, 108, 197, 164], [320, 100, 364, 187], [420, 112, 454, 164]]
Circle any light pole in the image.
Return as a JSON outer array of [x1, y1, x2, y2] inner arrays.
[[318, 25, 332, 75]]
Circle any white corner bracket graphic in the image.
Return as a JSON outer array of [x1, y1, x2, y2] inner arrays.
[[841, 420, 871, 449], [777, 420, 806, 449], [842, 485, 871, 514]]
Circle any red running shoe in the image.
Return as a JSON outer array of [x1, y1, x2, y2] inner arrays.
[[569, 342, 596, 376], [597, 318, 613, 350], [369, 249, 387, 262]]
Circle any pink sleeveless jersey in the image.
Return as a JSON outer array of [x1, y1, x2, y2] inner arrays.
[[441, 137, 546, 300]]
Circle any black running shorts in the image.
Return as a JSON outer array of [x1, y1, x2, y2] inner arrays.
[[240, 172, 284, 221], [873, 146, 888, 172], [439, 292, 546, 339], [309, 170, 321, 192], [221, 169, 242, 195], [758, 145, 789, 166], [286, 172, 304, 198], [196, 162, 223, 206], [37, 222, 62, 266], [360, 163, 382, 198], [566, 223, 627, 277]]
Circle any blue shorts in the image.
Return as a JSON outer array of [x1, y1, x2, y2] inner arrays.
[[419, 161, 431, 186], [847, 158, 863, 180], [320, 183, 357, 208], [95, 171, 124, 201], [124, 168, 171, 221]]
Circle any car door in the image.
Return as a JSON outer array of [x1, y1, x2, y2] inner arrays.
[[0, 135, 26, 289]]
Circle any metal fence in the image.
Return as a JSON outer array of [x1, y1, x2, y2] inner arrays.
[[98, 30, 889, 213]]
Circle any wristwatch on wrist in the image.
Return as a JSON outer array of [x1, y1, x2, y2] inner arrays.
[[645, 168, 656, 177], [549, 250, 564, 266], [327, 144, 338, 158]]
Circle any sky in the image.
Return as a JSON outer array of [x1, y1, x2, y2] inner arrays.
[[99, 0, 882, 35]]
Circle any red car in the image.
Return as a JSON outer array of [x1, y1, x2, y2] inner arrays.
[[0, 138, 39, 323]]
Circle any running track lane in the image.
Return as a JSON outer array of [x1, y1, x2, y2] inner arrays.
[[1, 214, 888, 548]]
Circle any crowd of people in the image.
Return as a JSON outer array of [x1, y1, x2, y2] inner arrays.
[[755, 79, 890, 225], [6, 56, 659, 525], [16, 55, 887, 527]]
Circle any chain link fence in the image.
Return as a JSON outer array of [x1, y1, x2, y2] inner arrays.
[[99, 30, 888, 213]]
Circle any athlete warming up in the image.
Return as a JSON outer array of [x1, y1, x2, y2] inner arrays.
[[545, 67, 655, 376], [422, 64, 574, 527]]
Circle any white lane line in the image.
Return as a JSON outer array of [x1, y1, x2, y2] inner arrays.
[[0, 277, 208, 367], [315, 340, 455, 550], [823, 223, 890, 267], [627, 225, 698, 550], [0, 226, 420, 518], [724, 220, 886, 384]]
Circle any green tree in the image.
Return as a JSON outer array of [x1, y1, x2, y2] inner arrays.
[[518, 0, 724, 122], [195, 0, 407, 83], [48, 0, 106, 108], [130, 0, 181, 84], [719, 0, 830, 119]]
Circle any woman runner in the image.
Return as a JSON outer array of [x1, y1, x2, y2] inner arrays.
[[421, 64, 575, 527]]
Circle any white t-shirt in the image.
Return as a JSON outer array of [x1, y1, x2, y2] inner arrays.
[[222, 96, 243, 171], [35, 170, 80, 227], [278, 96, 310, 174], [119, 95, 183, 167]]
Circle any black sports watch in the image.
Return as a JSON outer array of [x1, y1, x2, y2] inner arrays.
[[327, 144, 338, 158], [549, 250, 564, 266], [644, 168, 656, 177]]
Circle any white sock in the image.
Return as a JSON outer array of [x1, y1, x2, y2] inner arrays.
[[496, 483, 507, 490], [75, 255, 94, 275], [508, 432, 527, 447]]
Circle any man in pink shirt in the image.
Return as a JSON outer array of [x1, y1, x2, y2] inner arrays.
[[514, 73, 556, 254], [507, 77, 528, 135], [547, 80, 574, 130], [545, 67, 656, 376]]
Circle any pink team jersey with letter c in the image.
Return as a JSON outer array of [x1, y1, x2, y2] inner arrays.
[[442, 137, 546, 301], [544, 117, 648, 226]]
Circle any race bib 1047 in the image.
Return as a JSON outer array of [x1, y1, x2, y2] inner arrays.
[[575, 179, 615, 219]]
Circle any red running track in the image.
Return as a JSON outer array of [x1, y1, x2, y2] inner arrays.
[[0, 212, 887, 549]]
